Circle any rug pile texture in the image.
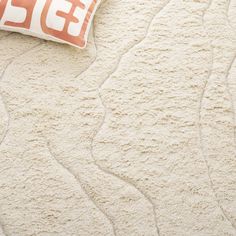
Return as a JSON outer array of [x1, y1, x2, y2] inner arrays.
[[0, 0, 236, 235]]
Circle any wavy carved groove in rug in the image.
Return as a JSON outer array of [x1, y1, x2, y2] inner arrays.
[[201, 0, 236, 230]]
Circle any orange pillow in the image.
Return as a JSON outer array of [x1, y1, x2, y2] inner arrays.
[[0, 0, 100, 48]]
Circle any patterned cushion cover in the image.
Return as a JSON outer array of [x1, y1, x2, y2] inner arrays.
[[0, 0, 100, 48]]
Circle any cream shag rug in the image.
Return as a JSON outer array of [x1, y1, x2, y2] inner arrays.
[[0, 0, 236, 235]]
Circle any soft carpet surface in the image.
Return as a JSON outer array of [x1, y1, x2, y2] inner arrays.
[[0, 0, 236, 235]]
